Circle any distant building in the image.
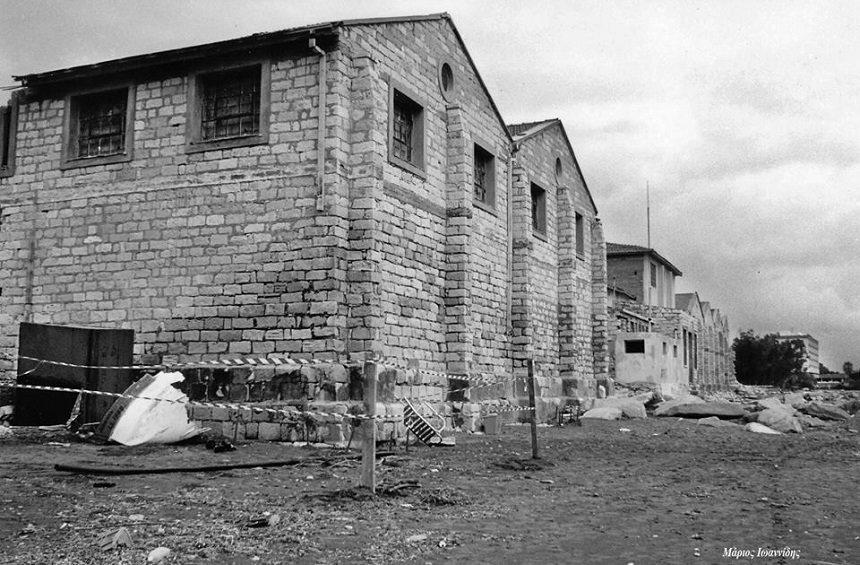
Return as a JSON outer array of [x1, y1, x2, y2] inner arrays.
[[606, 243, 681, 308], [774, 333, 820, 376], [606, 243, 735, 395]]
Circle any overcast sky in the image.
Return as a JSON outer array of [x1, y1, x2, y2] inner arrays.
[[1, 0, 858, 369]]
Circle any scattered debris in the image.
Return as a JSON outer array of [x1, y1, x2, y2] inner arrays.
[[96, 372, 206, 446], [493, 458, 552, 471], [19, 523, 37, 536], [419, 486, 467, 506], [46, 441, 71, 447], [380, 479, 421, 496], [247, 513, 281, 528], [406, 533, 428, 543], [205, 437, 236, 452], [0, 404, 13, 424], [97, 527, 133, 551], [92, 481, 116, 488], [0, 425, 13, 440]]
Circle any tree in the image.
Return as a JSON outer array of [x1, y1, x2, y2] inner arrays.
[[843, 362, 854, 376], [733, 330, 806, 388]]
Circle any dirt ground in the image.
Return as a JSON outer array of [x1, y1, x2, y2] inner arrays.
[[1, 417, 858, 565]]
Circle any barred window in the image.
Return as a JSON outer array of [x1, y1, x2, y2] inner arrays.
[[388, 83, 425, 176], [63, 86, 134, 169], [575, 212, 585, 258], [392, 91, 415, 162], [473, 143, 495, 207], [201, 67, 261, 140], [76, 89, 127, 158], [531, 183, 546, 236], [0, 104, 11, 171]]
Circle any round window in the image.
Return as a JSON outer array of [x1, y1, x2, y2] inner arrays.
[[439, 62, 454, 100]]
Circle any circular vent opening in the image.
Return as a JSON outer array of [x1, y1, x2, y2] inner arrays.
[[439, 62, 454, 99]]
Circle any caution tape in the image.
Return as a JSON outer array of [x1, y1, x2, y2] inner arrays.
[[375, 357, 518, 386], [15, 355, 355, 372], [0, 382, 374, 422], [395, 376, 525, 402]]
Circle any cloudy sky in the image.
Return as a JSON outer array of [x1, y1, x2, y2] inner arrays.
[[1, 1, 858, 369]]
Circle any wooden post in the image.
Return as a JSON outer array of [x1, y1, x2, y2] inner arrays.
[[527, 358, 539, 459], [360, 360, 377, 493]]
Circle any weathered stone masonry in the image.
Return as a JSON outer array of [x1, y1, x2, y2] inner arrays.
[[0, 14, 609, 434]]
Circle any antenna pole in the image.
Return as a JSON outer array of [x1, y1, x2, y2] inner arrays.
[[646, 181, 651, 248]]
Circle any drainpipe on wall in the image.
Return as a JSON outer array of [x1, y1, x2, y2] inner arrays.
[[506, 143, 517, 332], [23, 198, 39, 323], [310, 37, 327, 212]]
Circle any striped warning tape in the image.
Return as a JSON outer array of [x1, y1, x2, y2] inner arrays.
[[0, 382, 374, 422], [375, 358, 517, 386], [15, 355, 355, 372], [395, 376, 526, 403]]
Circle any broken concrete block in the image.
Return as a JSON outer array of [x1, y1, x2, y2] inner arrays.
[[657, 401, 746, 419], [653, 396, 705, 416], [592, 397, 647, 419], [799, 402, 850, 421], [581, 406, 622, 420], [744, 422, 782, 435], [756, 408, 802, 433], [697, 416, 740, 428]]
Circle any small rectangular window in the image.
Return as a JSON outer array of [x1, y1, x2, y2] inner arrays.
[[0, 103, 12, 175], [388, 82, 425, 176], [624, 339, 645, 354], [662, 342, 667, 355], [650, 262, 658, 288], [531, 183, 546, 236], [187, 61, 270, 154], [473, 142, 495, 208], [673, 344, 678, 358], [575, 212, 585, 258], [62, 86, 134, 169], [76, 90, 127, 157], [200, 66, 261, 140]]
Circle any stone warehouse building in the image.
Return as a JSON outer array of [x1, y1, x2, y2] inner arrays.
[[0, 13, 607, 426], [606, 243, 734, 395]]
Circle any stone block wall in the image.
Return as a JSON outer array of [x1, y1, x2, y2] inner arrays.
[[0, 16, 609, 432]]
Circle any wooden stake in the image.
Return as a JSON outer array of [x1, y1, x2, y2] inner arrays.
[[527, 358, 539, 459], [360, 360, 377, 493]]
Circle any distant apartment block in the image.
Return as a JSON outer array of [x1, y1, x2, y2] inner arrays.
[[775, 333, 820, 376]]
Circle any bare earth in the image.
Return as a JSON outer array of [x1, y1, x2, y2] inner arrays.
[[1, 417, 858, 565]]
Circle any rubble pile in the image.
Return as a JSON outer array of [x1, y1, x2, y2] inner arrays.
[[579, 381, 858, 435]]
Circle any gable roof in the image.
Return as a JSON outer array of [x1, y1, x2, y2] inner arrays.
[[675, 292, 704, 319], [14, 13, 513, 143], [606, 242, 683, 276], [508, 118, 598, 214]]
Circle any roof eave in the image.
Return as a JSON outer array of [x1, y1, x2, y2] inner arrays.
[[15, 23, 342, 87]]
